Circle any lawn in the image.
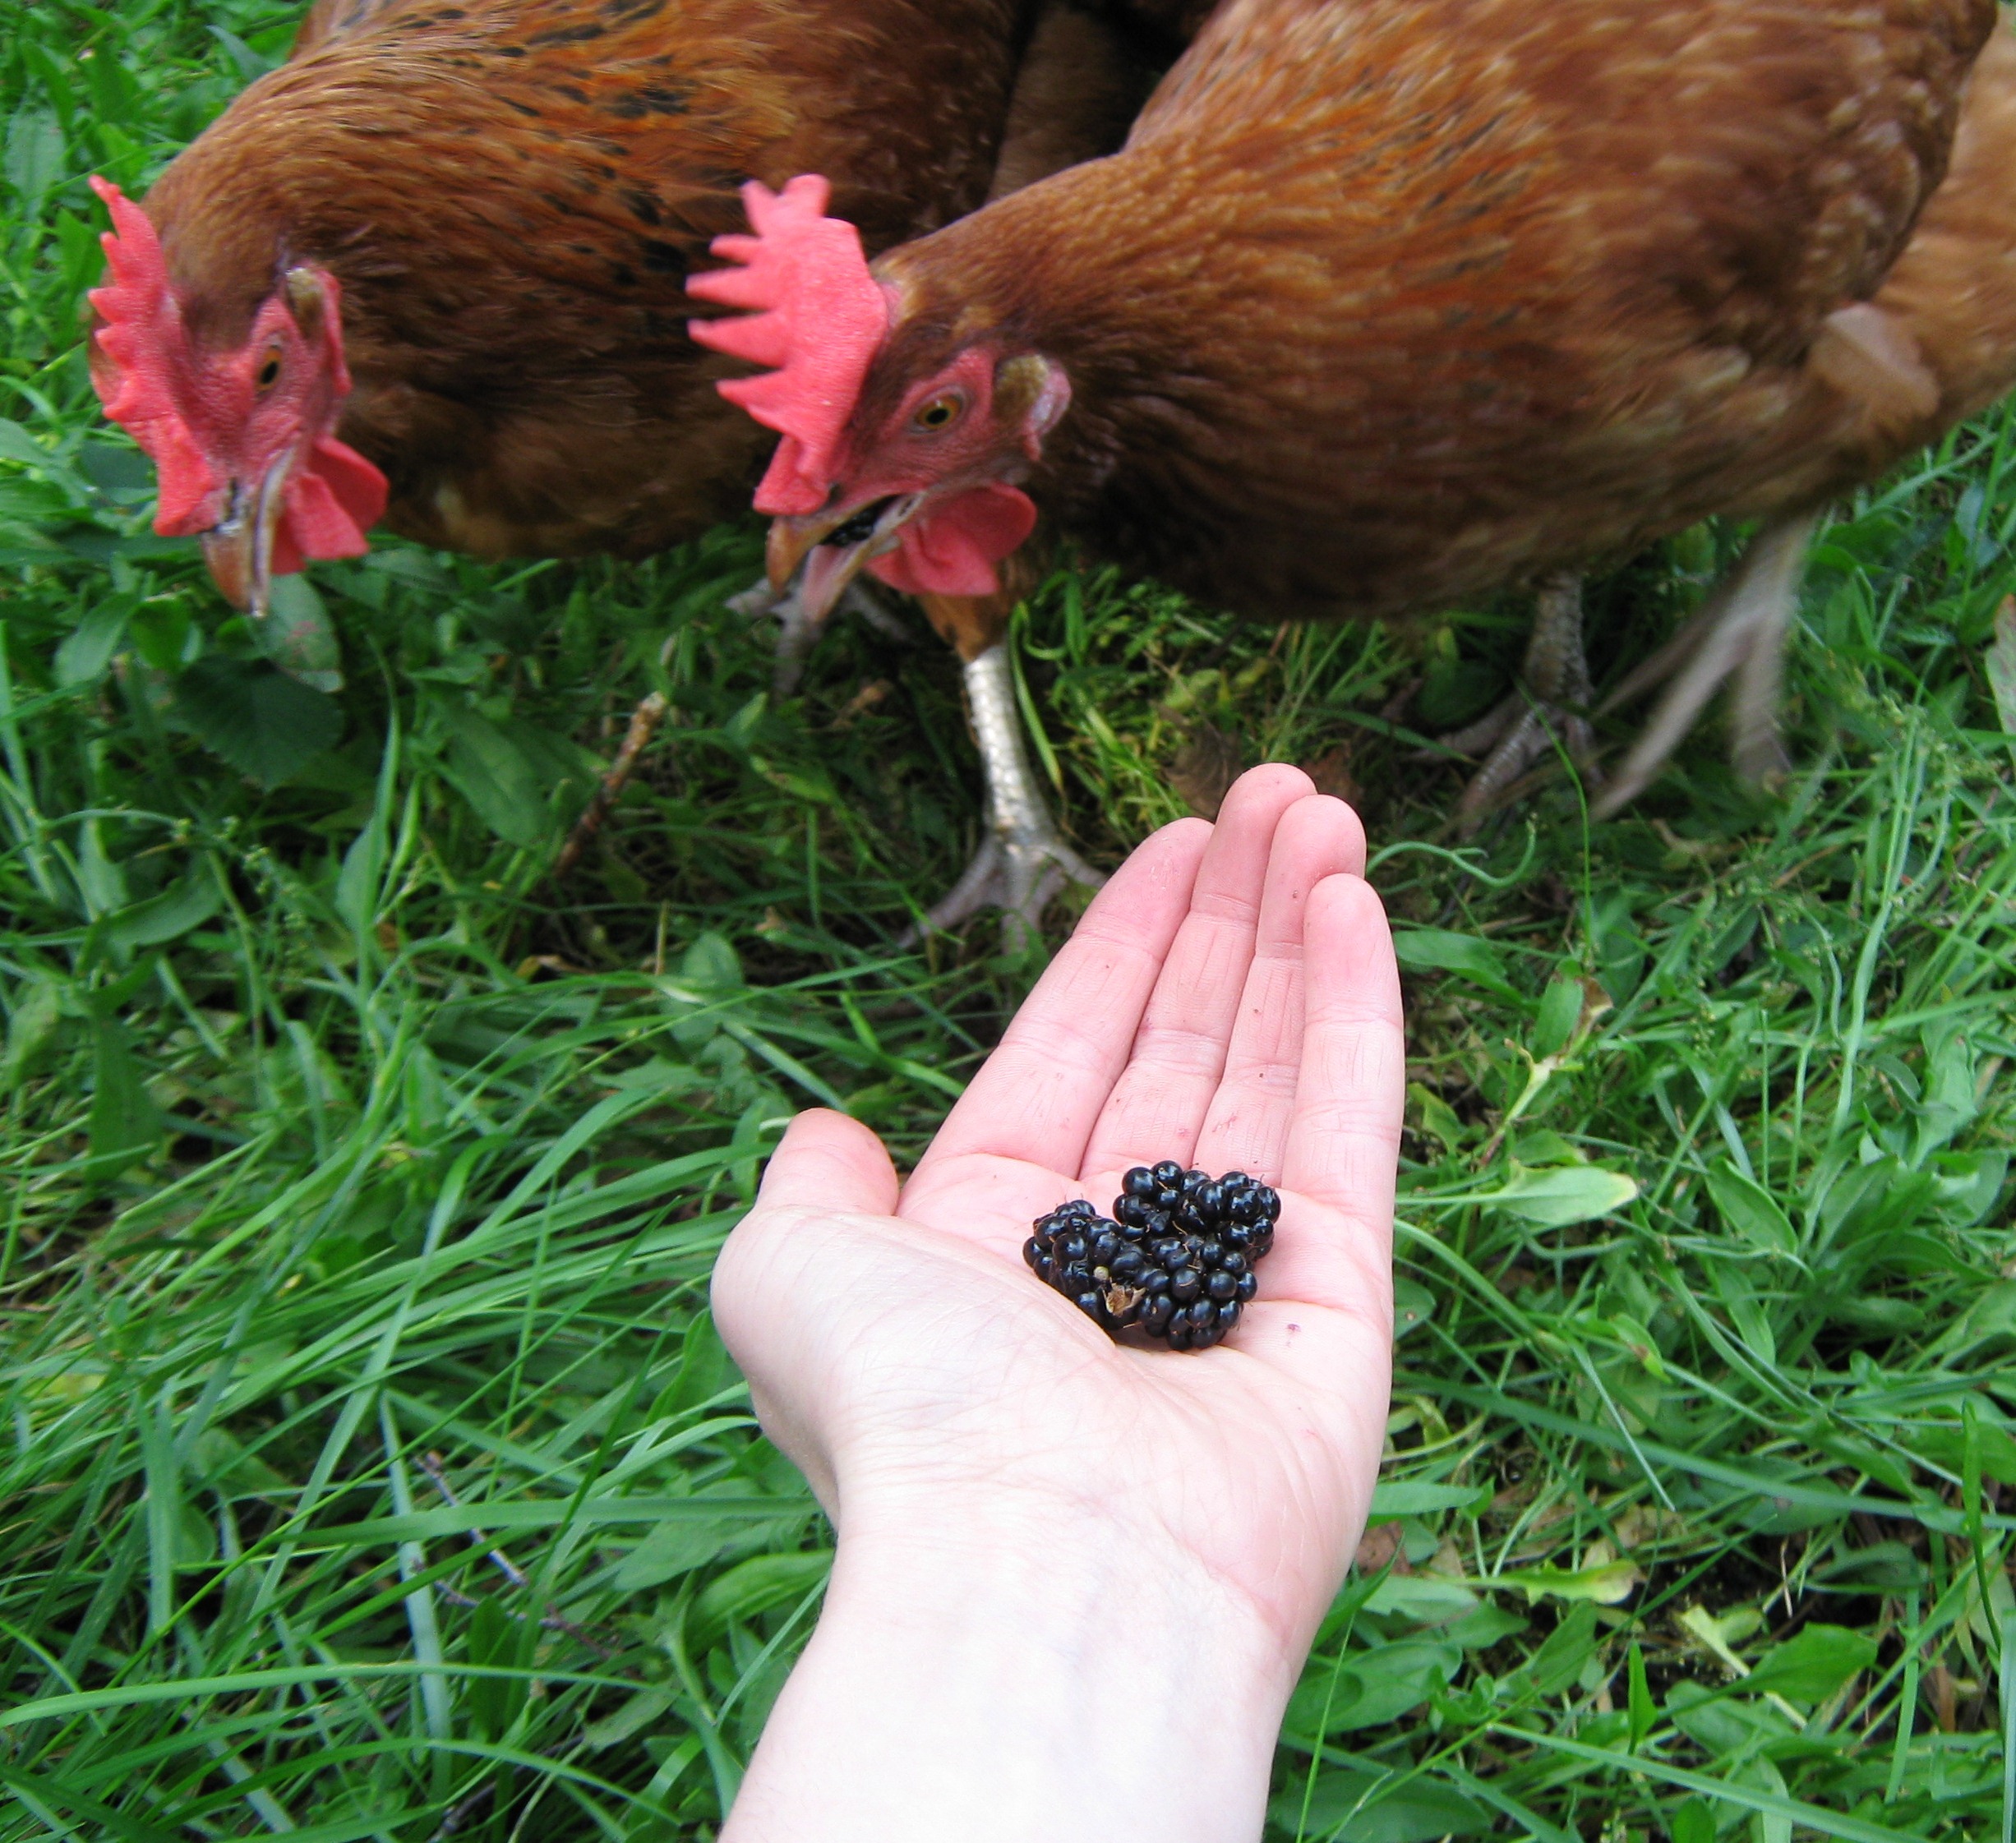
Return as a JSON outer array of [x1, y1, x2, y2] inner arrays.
[[2, 4, 2014, 1838]]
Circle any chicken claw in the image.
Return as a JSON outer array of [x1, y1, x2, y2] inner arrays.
[[1442, 573, 1600, 829], [729, 576, 913, 696], [907, 643, 1105, 949], [1592, 510, 1821, 816]]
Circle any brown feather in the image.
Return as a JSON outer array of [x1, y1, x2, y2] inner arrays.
[[139, 0, 1040, 560], [865, 0, 2004, 623]]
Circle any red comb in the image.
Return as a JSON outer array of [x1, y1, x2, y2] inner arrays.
[[87, 177, 222, 531], [687, 176, 890, 516]]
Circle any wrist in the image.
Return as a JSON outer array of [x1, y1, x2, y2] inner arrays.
[[726, 1491, 1301, 1843]]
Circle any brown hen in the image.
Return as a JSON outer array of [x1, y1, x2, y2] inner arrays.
[[88, 0, 1134, 620], [702, 0, 2014, 930]]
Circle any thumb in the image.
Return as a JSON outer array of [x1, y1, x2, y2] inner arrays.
[[756, 1108, 901, 1216]]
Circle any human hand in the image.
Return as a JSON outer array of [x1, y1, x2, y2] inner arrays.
[[713, 764, 1403, 1841]]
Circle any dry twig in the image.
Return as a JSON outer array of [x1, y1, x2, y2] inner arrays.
[[554, 690, 669, 878]]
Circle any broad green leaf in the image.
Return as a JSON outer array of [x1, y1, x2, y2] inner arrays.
[[1270, 1770, 1489, 1842], [0, 419, 46, 472], [1669, 1798, 1714, 1843], [1741, 1624, 1877, 1703], [175, 657, 343, 785], [1362, 1573, 1479, 1623], [1484, 1163, 1639, 1227], [99, 871, 223, 955], [1518, 1601, 1600, 1697], [1500, 1557, 1641, 1606], [1368, 1481, 1486, 1522], [584, 1686, 675, 1749], [77, 818, 128, 917], [4, 108, 64, 210], [363, 546, 452, 592], [1532, 974, 1583, 1057], [1, 978, 62, 1093], [1392, 928, 1516, 997], [1705, 1161, 1797, 1256], [437, 703, 547, 847], [682, 932, 745, 993], [1946, 1279, 2016, 1350], [1511, 1128, 1583, 1168], [209, 24, 277, 81], [1286, 1639, 1460, 1735], [689, 1550, 831, 1648], [1712, 1263, 1777, 1366], [1627, 1641, 1655, 1745], [76, 440, 155, 500], [186, 1428, 289, 1501], [1393, 1278, 1435, 1339], [256, 574, 344, 693], [616, 1517, 743, 1592], [1911, 1419, 2016, 1488], [86, 1018, 163, 1176], [54, 598, 130, 687], [465, 1592, 533, 1742], [1406, 1080, 1465, 1151], [1442, 1601, 1527, 1650], [1988, 595, 2016, 743]]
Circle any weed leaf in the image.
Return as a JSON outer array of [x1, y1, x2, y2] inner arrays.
[[1988, 597, 2016, 740], [1484, 1163, 1639, 1226], [437, 703, 549, 847], [256, 574, 344, 692], [1392, 927, 1517, 998], [175, 656, 343, 784], [87, 1017, 163, 1174], [1742, 1624, 1879, 1703]]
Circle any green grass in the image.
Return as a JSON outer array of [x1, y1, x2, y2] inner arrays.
[[3, 4, 2015, 1837]]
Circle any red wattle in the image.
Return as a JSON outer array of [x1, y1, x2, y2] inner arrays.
[[868, 484, 1037, 599], [276, 435, 388, 571]]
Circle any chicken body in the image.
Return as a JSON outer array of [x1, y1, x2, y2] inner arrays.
[[740, 0, 2014, 855], [104, 0, 1042, 591], [870, 0, 1995, 620]]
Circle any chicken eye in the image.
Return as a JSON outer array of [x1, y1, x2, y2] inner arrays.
[[256, 350, 283, 392], [915, 394, 962, 431]]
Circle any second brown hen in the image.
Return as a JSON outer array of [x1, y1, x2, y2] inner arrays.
[[702, 0, 2014, 908]]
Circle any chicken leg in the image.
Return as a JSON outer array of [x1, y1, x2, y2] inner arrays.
[[1440, 572, 1599, 825], [911, 643, 1106, 947], [1591, 509, 1821, 816], [727, 577, 914, 696]]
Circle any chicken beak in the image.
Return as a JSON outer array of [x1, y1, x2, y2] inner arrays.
[[766, 494, 922, 624], [198, 453, 293, 620]]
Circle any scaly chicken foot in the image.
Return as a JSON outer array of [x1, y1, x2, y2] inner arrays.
[[1443, 573, 1600, 828], [907, 643, 1106, 950], [727, 577, 913, 697], [1591, 510, 1821, 817]]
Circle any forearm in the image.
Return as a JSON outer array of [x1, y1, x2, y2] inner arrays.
[[724, 1498, 1301, 1843]]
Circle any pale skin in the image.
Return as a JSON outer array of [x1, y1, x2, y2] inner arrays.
[[713, 764, 1406, 1842]]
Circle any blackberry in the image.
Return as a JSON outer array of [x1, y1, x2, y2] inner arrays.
[[1023, 1165, 1280, 1351]]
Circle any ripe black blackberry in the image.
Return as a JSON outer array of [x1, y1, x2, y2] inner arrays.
[[1022, 1162, 1280, 1350]]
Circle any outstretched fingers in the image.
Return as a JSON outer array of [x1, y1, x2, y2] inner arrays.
[[1191, 795, 1368, 1182], [1078, 766, 1317, 1179], [1268, 873, 1405, 1323], [912, 816, 1211, 1181]]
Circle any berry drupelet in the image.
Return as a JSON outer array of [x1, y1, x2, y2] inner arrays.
[[1022, 1163, 1280, 1351]]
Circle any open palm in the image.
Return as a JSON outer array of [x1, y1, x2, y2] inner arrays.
[[713, 765, 1405, 1657]]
